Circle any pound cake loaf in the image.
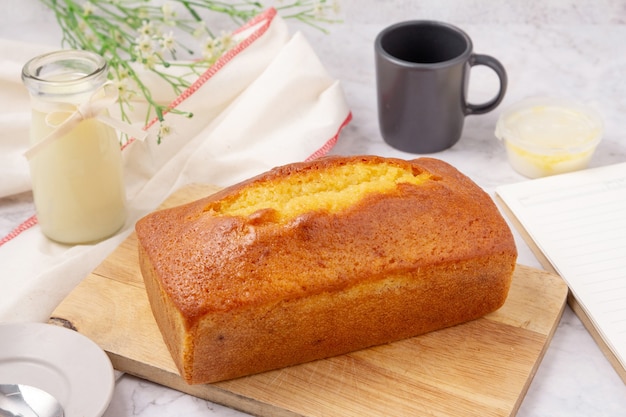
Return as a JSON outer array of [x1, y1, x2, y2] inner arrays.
[[135, 155, 517, 384]]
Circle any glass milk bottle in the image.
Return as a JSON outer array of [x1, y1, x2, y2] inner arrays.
[[22, 50, 126, 244]]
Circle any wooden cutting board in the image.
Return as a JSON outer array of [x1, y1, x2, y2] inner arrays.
[[52, 184, 568, 417]]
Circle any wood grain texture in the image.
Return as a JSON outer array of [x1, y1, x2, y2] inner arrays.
[[53, 184, 569, 417]]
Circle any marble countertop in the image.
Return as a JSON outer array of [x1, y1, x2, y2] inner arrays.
[[1, 1, 626, 416]]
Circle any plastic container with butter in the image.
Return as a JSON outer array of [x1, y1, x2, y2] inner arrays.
[[495, 97, 603, 178]]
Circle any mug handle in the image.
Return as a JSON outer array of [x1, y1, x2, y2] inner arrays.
[[466, 54, 508, 115]]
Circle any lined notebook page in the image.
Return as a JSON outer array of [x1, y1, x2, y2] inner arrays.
[[496, 162, 626, 372]]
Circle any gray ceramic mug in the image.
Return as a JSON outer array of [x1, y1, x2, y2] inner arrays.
[[375, 20, 507, 153]]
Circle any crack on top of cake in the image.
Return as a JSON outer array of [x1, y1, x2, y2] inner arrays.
[[202, 161, 434, 223]]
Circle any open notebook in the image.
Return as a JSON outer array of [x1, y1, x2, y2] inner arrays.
[[496, 162, 626, 384]]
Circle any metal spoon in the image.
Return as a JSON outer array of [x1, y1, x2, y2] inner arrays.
[[0, 384, 64, 417]]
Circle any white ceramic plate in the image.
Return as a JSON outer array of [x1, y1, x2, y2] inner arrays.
[[0, 322, 115, 417]]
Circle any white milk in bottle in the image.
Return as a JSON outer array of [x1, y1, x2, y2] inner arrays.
[[22, 50, 126, 244]]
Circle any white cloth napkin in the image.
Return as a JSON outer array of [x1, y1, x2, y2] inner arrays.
[[0, 8, 351, 322]]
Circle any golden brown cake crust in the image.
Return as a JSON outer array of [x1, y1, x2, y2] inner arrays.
[[136, 156, 517, 384]]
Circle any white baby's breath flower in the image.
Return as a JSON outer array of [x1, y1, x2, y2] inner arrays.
[[202, 37, 218, 61], [201, 31, 237, 63], [115, 65, 130, 80], [156, 121, 174, 144], [161, 2, 178, 25], [158, 122, 173, 138], [137, 7, 149, 20], [136, 34, 154, 56], [219, 31, 235, 52], [192, 22, 208, 39], [82, 2, 94, 16], [110, 28, 126, 47], [143, 53, 160, 70], [139, 20, 155, 37], [160, 31, 176, 53], [113, 77, 136, 102], [312, 1, 325, 18]]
